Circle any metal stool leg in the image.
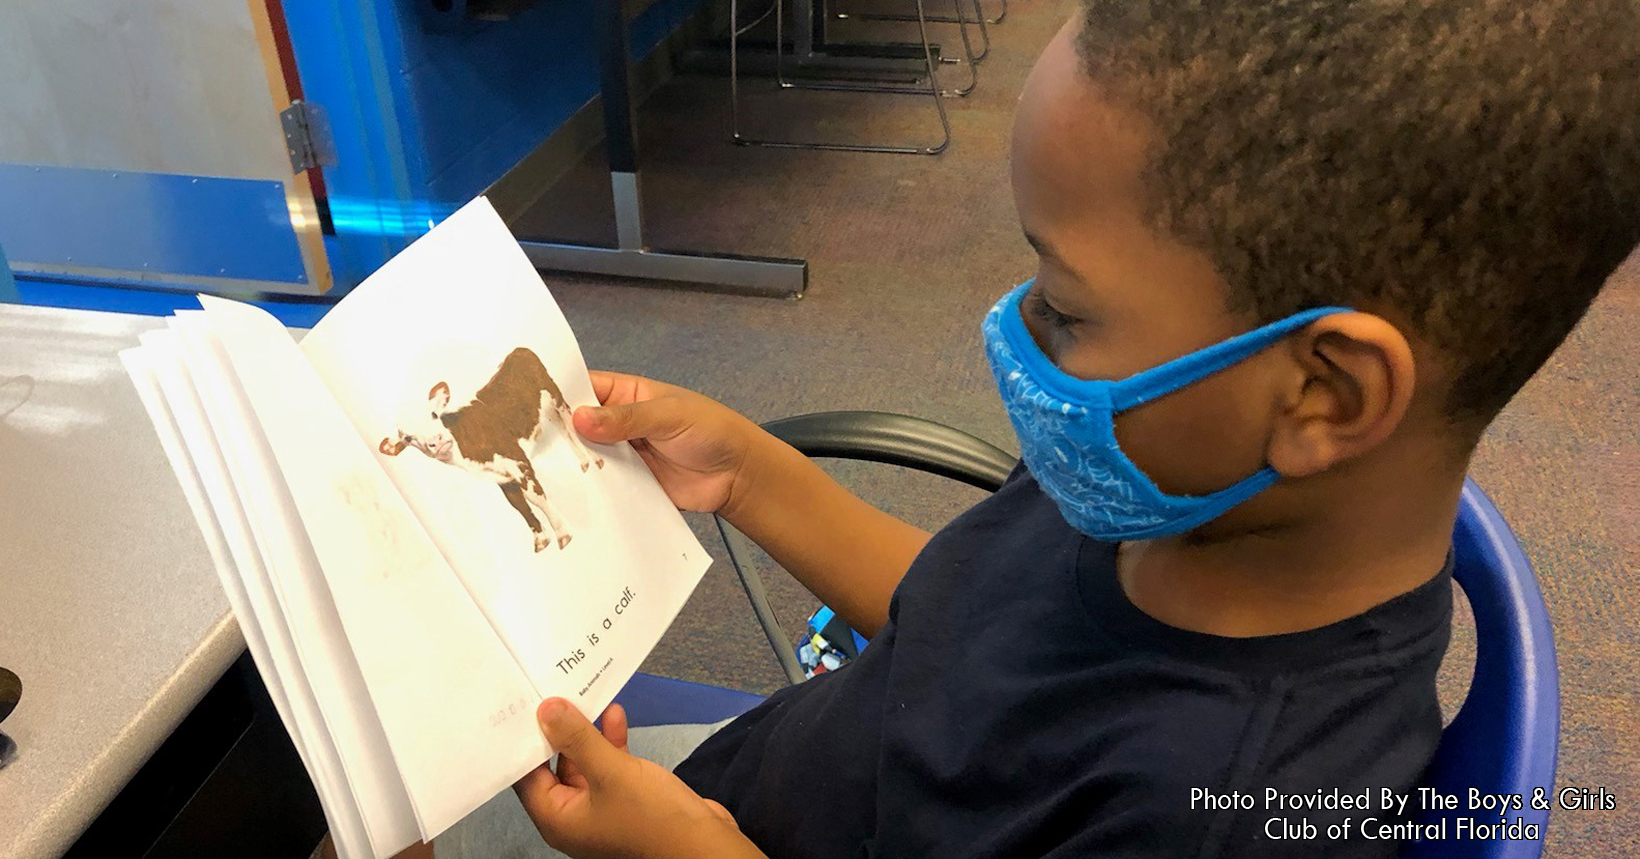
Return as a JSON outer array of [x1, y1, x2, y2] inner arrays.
[[934, 0, 983, 94], [837, 0, 990, 66], [839, 0, 1006, 28], [777, 0, 979, 97], [939, 0, 990, 68], [731, 0, 952, 154]]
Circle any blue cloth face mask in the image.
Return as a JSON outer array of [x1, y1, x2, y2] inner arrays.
[[982, 280, 1351, 541]]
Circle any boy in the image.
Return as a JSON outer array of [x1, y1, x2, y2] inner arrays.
[[481, 1, 1639, 857]]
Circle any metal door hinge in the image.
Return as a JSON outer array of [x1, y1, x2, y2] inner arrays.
[[280, 100, 338, 174]]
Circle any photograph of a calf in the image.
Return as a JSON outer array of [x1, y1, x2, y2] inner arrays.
[[378, 347, 604, 552]]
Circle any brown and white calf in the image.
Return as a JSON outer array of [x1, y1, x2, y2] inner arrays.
[[378, 347, 604, 552]]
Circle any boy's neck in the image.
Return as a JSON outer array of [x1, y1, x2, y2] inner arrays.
[[1115, 468, 1464, 638]]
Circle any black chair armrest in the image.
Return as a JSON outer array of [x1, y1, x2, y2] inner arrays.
[[759, 410, 1017, 492], [717, 411, 1017, 685]]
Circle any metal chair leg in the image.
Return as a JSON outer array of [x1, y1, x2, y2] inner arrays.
[[731, 0, 952, 154], [716, 516, 808, 686]]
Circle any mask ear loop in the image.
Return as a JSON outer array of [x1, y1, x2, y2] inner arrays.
[[1108, 307, 1352, 414]]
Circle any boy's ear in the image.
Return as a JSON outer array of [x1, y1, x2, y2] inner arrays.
[[1265, 313, 1416, 478]]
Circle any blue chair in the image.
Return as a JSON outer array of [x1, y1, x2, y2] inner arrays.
[[1403, 479, 1560, 859], [612, 415, 1561, 858]]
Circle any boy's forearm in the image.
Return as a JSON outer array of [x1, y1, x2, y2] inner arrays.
[[680, 826, 771, 859], [723, 431, 932, 639]]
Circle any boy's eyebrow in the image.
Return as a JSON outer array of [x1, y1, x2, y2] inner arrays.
[[1023, 229, 1068, 265]]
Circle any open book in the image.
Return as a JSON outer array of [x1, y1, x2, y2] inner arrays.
[[118, 198, 711, 859]]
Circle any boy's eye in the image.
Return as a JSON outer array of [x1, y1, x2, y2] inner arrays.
[[1026, 289, 1082, 330]]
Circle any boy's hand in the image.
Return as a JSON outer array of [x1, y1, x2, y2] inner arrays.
[[574, 371, 765, 517], [576, 372, 927, 641], [514, 698, 766, 859]]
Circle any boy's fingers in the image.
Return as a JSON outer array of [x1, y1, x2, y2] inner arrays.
[[554, 750, 588, 789], [574, 396, 687, 444], [558, 701, 626, 787], [600, 703, 630, 752], [587, 369, 619, 404], [538, 699, 623, 787], [586, 369, 664, 406], [513, 762, 564, 815], [513, 773, 582, 850]]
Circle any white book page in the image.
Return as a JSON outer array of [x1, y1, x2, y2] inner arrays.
[[119, 342, 363, 857], [193, 296, 549, 841], [297, 198, 710, 723], [122, 341, 309, 757], [164, 314, 420, 858]]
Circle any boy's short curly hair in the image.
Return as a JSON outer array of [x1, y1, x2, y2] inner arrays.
[[1075, 0, 1640, 424]]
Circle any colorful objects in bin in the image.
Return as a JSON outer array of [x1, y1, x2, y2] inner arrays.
[[796, 605, 870, 679]]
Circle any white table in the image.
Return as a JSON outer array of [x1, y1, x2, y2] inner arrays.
[[0, 304, 243, 858]]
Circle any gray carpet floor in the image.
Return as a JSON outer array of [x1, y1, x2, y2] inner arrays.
[[511, 1, 1639, 853]]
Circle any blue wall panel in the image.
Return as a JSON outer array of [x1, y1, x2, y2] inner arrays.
[[0, 164, 307, 283]]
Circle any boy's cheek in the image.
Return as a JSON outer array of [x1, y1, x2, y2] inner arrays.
[[1113, 370, 1272, 496]]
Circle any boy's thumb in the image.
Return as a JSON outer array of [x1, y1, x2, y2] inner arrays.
[[538, 699, 619, 781], [577, 397, 683, 443]]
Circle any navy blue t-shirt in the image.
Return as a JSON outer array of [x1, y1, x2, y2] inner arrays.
[[674, 465, 1453, 858]]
